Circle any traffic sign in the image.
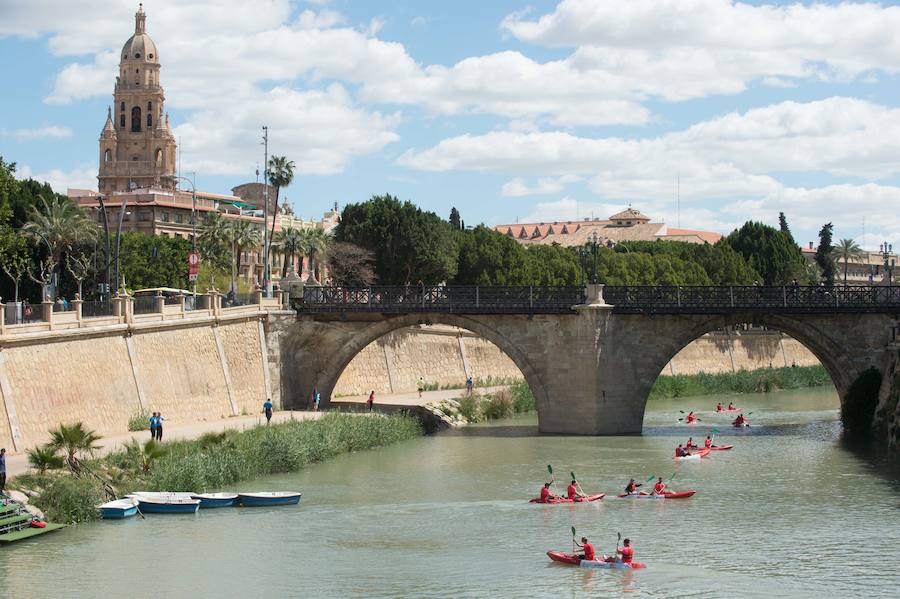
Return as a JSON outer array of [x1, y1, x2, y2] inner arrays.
[[188, 250, 200, 276], [189, 274, 198, 282]]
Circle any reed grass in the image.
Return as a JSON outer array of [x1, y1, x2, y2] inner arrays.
[[649, 365, 831, 400]]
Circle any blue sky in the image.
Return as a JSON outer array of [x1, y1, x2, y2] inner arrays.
[[3, 0, 900, 249]]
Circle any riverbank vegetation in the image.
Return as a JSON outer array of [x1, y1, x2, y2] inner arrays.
[[11, 413, 422, 524], [649, 365, 831, 399], [429, 382, 536, 423]]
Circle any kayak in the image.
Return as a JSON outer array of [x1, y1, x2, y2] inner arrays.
[[530, 493, 605, 504], [732, 422, 750, 428], [616, 490, 696, 499], [674, 448, 710, 460], [688, 444, 734, 452], [684, 419, 698, 424], [547, 551, 646, 569], [716, 408, 742, 413]]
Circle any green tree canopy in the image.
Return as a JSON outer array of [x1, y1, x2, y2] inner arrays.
[[335, 194, 458, 284], [816, 222, 835, 286], [832, 238, 865, 286], [118, 232, 193, 290], [726, 221, 805, 285], [614, 239, 759, 285]]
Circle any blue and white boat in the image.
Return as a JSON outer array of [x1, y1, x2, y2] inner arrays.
[[191, 492, 238, 508], [99, 498, 139, 519], [128, 493, 200, 514], [237, 492, 302, 507]]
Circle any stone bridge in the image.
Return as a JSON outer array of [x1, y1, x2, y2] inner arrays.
[[268, 285, 900, 435]]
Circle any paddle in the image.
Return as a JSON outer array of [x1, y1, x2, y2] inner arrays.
[[612, 531, 621, 562], [570, 471, 587, 498], [571, 526, 577, 553], [547, 464, 562, 498]]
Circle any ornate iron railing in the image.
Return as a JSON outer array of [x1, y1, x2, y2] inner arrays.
[[297, 286, 586, 314], [603, 285, 900, 314], [296, 284, 900, 315]]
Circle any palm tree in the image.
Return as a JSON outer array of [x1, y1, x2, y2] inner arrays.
[[26, 444, 65, 474], [48, 422, 101, 473], [123, 438, 168, 473], [298, 227, 330, 284], [266, 155, 296, 278], [273, 227, 304, 277], [832, 238, 865, 285], [23, 194, 98, 290], [227, 220, 261, 293], [198, 212, 230, 260]]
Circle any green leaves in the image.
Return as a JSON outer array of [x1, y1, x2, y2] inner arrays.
[[726, 220, 805, 285]]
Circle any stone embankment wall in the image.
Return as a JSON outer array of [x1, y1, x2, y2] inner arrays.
[[0, 316, 270, 453], [333, 326, 821, 396]]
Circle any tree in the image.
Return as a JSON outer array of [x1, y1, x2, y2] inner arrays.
[[26, 444, 65, 474], [297, 227, 330, 284], [48, 422, 101, 473], [832, 238, 865, 286], [273, 227, 303, 278], [227, 220, 261, 293], [726, 221, 806, 285], [815, 222, 835, 286], [123, 438, 168, 473], [0, 230, 29, 302], [324, 241, 376, 286], [0, 156, 17, 223], [66, 249, 93, 298], [197, 212, 231, 272], [117, 232, 193, 291], [615, 239, 759, 285], [335, 194, 458, 284], [449, 207, 462, 231], [265, 155, 296, 278], [23, 194, 97, 266], [778, 212, 795, 245]]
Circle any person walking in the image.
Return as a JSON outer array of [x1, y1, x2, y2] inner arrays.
[[263, 398, 273, 424], [314, 388, 321, 412], [149, 412, 158, 440], [416, 376, 425, 398], [367, 390, 375, 412], [155, 412, 165, 441], [466, 376, 474, 396], [0, 448, 7, 496]]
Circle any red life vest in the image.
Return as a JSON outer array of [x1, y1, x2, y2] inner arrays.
[[620, 546, 633, 563], [705, 438, 712, 448], [582, 543, 595, 561], [540, 487, 550, 500], [567, 484, 577, 500], [654, 482, 665, 493]]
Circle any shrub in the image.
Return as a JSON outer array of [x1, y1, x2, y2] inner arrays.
[[649, 365, 831, 400], [36, 475, 106, 524], [510, 382, 536, 413], [482, 390, 514, 420], [128, 411, 150, 432], [458, 395, 482, 422]]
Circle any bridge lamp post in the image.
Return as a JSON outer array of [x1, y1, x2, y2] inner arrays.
[[881, 242, 894, 286], [578, 231, 601, 285]]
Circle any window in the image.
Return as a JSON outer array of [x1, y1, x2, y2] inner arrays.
[[148, 53, 154, 59], [135, 53, 141, 58], [120, 101, 125, 112], [131, 106, 141, 132], [161, 212, 170, 223], [120, 114, 125, 128], [104, 149, 111, 162], [139, 210, 150, 222], [154, 149, 162, 164], [175, 213, 183, 224], [147, 112, 152, 127]]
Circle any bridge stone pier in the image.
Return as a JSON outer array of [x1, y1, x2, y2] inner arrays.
[[268, 285, 900, 435]]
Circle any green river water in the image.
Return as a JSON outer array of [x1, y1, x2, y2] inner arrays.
[[2, 387, 899, 598]]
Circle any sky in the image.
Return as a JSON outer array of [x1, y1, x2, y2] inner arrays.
[[2, 0, 900, 249]]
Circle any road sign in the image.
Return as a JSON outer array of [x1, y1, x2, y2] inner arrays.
[[188, 250, 200, 276]]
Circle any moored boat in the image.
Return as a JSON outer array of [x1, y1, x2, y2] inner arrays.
[[529, 493, 605, 504], [191, 493, 238, 508], [99, 498, 139, 519], [616, 490, 696, 499], [547, 551, 646, 569], [238, 492, 301, 507], [129, 495, 200, 514]]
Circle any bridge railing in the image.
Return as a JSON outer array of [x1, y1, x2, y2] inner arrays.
[[298, 286, 587, 314], [603, 285, 900, 313]]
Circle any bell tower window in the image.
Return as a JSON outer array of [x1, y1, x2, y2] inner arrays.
[[104, 149, 111, 162], [120, 114, 125, 128], [131, 106, 142, 132], [120, 101, 125, 112]]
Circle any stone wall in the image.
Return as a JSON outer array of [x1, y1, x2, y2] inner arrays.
[[0, 315, 269, 452], [333, 326, 821, 396]]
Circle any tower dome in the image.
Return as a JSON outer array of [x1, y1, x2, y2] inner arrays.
[[120, 4, 158, 63]]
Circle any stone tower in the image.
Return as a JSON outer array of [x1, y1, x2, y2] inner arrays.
[[98, 4, 176, 193]]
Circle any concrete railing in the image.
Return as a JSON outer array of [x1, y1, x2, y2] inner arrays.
[[0, 289, 292, 338]]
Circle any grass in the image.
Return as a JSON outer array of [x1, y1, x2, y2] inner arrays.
[[648, 365, 831, 400], [435, 382, 536, 423], [127, 411, 150, 432], [12, 413, 422, 524]]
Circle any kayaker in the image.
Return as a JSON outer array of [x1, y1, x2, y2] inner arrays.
[[733, 414, 746, 427], [685, 411, 696, 423], [704, 435, 713, 449], [617, 538, 635, 564], [263, 398, 273, 424], [624, 479, 642, 495], [675, 444, 691, 457], [716, 402, 723, 412], [686, 436, 695, 450], [540, 482, 556, 502], [728, 402, 735, 410], [652, 477, 666, 495], [575, 536, 595, 561], [567, 480, 582, 500]]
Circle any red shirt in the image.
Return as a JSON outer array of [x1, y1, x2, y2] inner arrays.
[[540, 487, 550, 500], [620, 546, 634, 563], [686, 414, 695, 422], [675, 447, 684, 457], [567, 484, 577, 500], [582, 543, 595, 561], [654, 482, 665, 493]]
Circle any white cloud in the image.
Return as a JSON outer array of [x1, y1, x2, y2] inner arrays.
[[501, 175, 581, 197], [17, 165, 97, 193], [1, 126, 73, 141]]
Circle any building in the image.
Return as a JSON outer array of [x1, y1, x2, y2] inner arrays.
[[800, 242, 898, 285], [71, 5, 337, 287], [493, 207, 722, 247]]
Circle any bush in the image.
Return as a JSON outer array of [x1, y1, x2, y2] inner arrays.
[[649, 365, 831, 400], [482, 390, 514, 420], [36, 475, 106, 524], [458, 395, 482, 422], [128, 411, 150, 432], [510, 382, 536, 413]]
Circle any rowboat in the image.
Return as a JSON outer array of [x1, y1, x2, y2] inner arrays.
[[616, 490, 696, 499], [674, 448, 710, 460], [529, 493, 605, 504], [128, 494, 200, 514], [237, 492, 302, 507], [191, 493, 238, 508], [99, 498, 139, 519], [547, 551, 646, 569]]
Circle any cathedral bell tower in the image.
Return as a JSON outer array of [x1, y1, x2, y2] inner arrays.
[[98, 4, 177, 193]]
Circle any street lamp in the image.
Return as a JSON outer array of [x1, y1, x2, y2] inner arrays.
[[578, 231, 602, 285], [96, 195, 130, 299], [881, 241, 895, 286], [176, 174, 198, 297]]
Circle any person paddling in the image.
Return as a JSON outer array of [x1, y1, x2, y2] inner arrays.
[[575, 536, 595, 561], [567, 479, 583, 500], [540, 482, 557, 502], [685, 411, 696, 423], [675, 444, 692, 457], [716, 402, 723, 412], [728, 402, 735, 411], [704, 435, 713, 449], [652, 477, 666, 495], [686, 436, 695, 450], [733, 414, 746, 427], [606, 538, 634, 564], [624, 478, 641, 495]]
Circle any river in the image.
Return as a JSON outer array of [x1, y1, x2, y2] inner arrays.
[[2, 387, 899, 598]]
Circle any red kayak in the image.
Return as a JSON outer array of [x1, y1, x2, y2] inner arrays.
[[547, 551, 646, 569], [688, 444, 734, 452], [530, 493, 605, 504], [674, 448, 710, 460], [616, 490, 696, 499], [716, 408, 742, 413]]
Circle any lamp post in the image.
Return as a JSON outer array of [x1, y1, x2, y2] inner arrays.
[[176, 174, 198, 298], [96, 195, 130, 299], [881, 241, 895, 286], [578, 231, 601, 285], [261, 125, 269, 296]]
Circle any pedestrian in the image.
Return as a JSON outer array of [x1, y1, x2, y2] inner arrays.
[[0, 448, 6, 496], [367, 390, 375, 412], [314, 388, 321, 411], [155, 412, 164, 441], [417, 376, 425, 398], [263, 398, 273, 424], [149, 412, 158, 440], [466, 376, 474, 396], [23, 300, 32, 323]]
